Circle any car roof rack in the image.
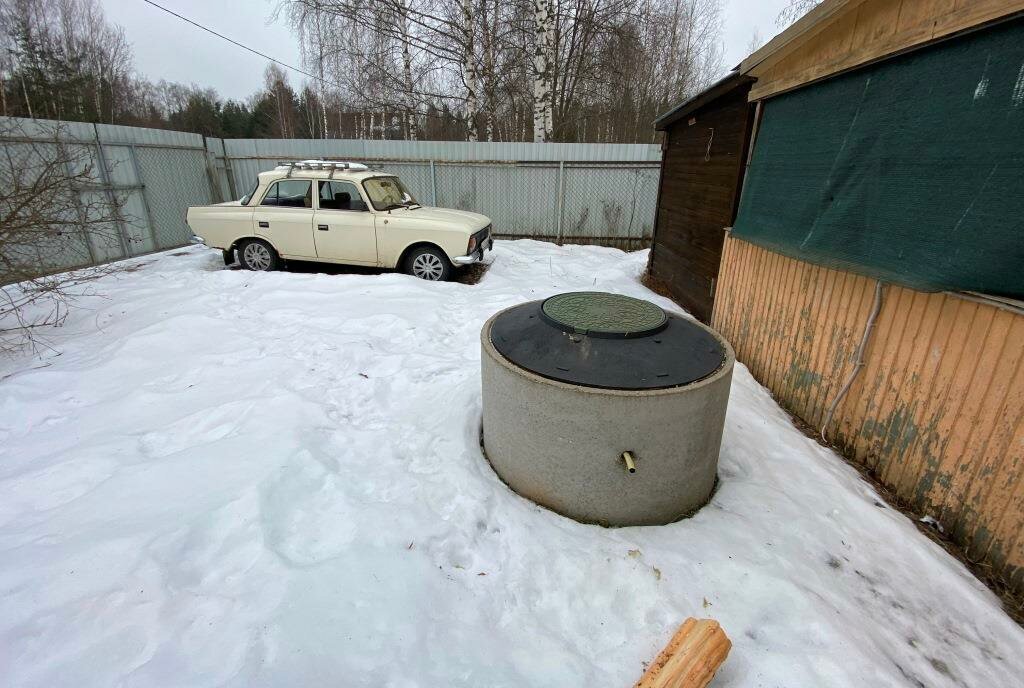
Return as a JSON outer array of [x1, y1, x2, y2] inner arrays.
[[276, 159, 370, 178]]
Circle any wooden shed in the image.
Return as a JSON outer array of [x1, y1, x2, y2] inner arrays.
[[653, 0, 1024, 594], [648, 74, 755, 323]]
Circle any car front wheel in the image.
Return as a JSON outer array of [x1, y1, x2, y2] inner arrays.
[[404, 246, 451, 281], [239, 239, 278, 271]]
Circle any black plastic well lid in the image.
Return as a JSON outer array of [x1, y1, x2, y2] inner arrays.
[[489, 292, 726, 390]]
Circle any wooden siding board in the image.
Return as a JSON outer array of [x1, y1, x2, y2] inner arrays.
[[739, 240, 762, 367], [715, 235, 1024, 592], [919, 305, 996, 512], [781, 257, 812, 398], [832, 274, 877, 447], [890, 295, 964, 501], [751, 249, 781, 382], [780, 260, 816, 412], [934, 311, 1015, 524], [651, 83, 753, 323], [854, 285, 915, 470], [780, 258, 809, 397], [851, 284, 909, 473], [796, 264, 833, 419], [801, 264, 842, 424], [747, 0, 1024, 100], [975, 419, 1024, 573], [816, 271, 863, 433], [765, 252, 795, 395], [720, 233, 745, 344], [654, 237, 719, 277], [710, 233, 731, 331], [878, 291, 947, 488], [954, 326, 1024, 551], [909, 301, 982, 513], [827, 272, 870, 433], [849, 0, 902, 46]]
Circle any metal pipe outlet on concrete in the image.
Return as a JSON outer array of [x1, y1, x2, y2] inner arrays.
[[480, 292, 734, 526]]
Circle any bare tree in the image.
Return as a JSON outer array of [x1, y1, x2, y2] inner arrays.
[[1, 0, 132, 123], [776, 0, 821, 28], [280, 0, 724, 143], [0, 118, 127, 353], [746, 28, 764, 56], [1, 0, 727, 143]]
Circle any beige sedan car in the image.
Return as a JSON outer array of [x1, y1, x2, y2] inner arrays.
[[186, 160, 493, 281]]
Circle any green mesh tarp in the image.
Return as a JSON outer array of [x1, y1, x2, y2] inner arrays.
[[733, 17, 1024, 299]]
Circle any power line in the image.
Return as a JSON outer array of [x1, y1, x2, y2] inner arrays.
[[137, 0, 458, 125], [139, 0, 330, 88]]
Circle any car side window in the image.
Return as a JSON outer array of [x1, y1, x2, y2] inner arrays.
[[261, 179, 312, 208], [318, 180, 367, 212]]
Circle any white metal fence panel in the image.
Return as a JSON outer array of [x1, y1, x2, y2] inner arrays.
[[2, 117, 662, 283], [134, 146, 215, 250], [217, 140, 661, 248]]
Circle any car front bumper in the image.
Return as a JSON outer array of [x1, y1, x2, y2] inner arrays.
[[453, 236, 493, 265]]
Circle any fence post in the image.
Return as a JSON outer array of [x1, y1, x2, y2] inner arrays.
[[430, 159, 438, 206], [92, 123, 132, 257], [555, 160, 566, 244], [201, 136, 224, 202], [222, 138, 238, 200]]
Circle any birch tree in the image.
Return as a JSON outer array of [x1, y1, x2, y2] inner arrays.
[[532, 0, 555, 142], [461, 0, 479, 141], [0, 0, 727, 143]]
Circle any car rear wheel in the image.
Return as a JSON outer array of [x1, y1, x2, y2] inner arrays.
[[404, 246, 451, 281], [239, 239, 278, 271]]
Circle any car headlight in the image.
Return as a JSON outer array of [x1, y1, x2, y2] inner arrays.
[[467, 236, 478, 253]]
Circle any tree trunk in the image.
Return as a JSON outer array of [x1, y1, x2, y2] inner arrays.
[[398, 0, 418, 141], [532, 0, 555, 142], [462, 0, 478, 142]]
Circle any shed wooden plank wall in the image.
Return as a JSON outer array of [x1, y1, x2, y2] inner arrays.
[[712, 234, 1024, 590], [747, 0, 1024, 100], [649, 85, 754, 323]]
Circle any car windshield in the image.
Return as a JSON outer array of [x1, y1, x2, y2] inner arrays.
[[363, 176, 418, 211], [240, 179, 259, 205]]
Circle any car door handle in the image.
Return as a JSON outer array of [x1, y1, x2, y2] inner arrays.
[[317, 224, 329, 231], [258, 221, 269, 228]]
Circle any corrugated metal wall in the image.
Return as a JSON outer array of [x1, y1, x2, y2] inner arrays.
[[1, 117, 216, 284], [216, 139, 661, 248], [2, 115, 662, 285], [713, 234, 1024, 591]]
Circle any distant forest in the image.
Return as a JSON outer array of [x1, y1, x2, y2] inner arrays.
[[0, 0, 811, 143]]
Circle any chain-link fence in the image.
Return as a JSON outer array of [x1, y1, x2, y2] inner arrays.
[[2, 117, 661, 282], [1, 117, 219, 283]]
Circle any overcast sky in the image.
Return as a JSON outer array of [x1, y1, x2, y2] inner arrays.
[[102, 0, 790, 102]]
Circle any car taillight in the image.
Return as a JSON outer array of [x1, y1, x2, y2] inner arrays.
[[467, 236, 478, 253]]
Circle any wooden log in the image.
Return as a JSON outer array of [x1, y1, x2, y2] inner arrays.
[[634, 618, 732, 688]]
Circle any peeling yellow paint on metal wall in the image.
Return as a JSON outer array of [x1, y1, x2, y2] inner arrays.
[[712, 234, 1024, 591]]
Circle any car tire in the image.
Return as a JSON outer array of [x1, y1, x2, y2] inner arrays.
[[404, 245, 451, 281], [238, 239, 278, 271]]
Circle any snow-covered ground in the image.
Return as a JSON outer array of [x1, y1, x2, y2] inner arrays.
[[1, 240, 1022, 687]]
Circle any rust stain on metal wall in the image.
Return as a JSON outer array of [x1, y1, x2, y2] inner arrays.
[[712, 235, 1024, 591]]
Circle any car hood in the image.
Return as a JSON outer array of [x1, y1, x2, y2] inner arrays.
[[391, 206, 490, 230]]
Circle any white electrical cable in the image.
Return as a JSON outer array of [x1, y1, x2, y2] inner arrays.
[[821, 280, 884, 443]]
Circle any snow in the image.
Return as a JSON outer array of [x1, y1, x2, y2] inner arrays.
[[1, 240, 1022, 687]]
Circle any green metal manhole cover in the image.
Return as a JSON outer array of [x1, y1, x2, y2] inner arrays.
[[540, 292, 668, 338]]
